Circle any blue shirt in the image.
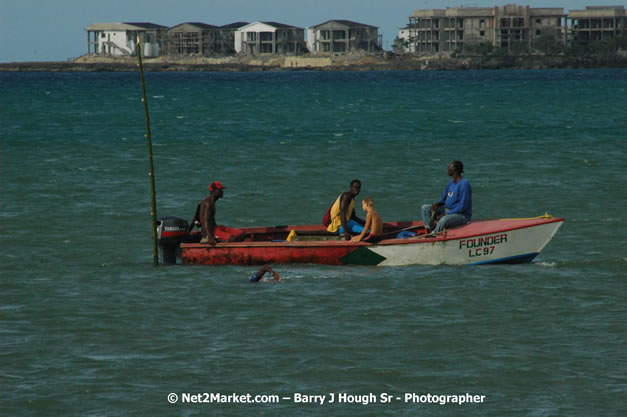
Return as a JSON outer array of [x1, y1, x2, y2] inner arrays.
[[438, 178, 472, 220], [249, 273, 262, 282]]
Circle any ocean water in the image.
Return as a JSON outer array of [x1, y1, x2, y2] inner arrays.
[[1, 69, 625, 416]]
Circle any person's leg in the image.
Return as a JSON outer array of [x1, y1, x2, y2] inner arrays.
[[348, 219, 365, 234], [422, 204, 445, 231], [421, 204, 433, 230], [432, 214, 469, 233], [338, 219, 366, 235], [215, 225, 246, 242]]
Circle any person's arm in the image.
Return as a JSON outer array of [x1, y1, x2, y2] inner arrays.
[[256, 265, 272, 277], [432, 185, 448, 210], [432, 184, 449, 220], [350, 208, 365, 225], [352, 212, 372, 242], [257, 265, 281, 282], [339, 193, 351, 240], [270, 270, 281, 282], [189, 204, 200, 233]]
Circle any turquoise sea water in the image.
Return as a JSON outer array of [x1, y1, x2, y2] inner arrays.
[[1, 69, 626, 416]]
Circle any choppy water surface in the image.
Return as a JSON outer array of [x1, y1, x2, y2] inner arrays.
[[1, 69, 625, 416]]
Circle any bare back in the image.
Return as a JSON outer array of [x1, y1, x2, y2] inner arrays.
[[368, 209, 383, 236], [199, 197, 217, 240]]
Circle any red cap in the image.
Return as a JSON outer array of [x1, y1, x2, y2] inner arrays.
[[209, 181, 226, 192]]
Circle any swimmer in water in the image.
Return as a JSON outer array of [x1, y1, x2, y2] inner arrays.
[[249, 265, 281, 283]]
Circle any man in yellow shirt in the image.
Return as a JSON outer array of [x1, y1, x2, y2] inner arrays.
[[326, 179, 366, 240]]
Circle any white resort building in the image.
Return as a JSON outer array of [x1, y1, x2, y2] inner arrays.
[[86, 23, 166, 57]]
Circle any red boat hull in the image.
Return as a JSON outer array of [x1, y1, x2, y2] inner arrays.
[[180, 217, 564, 266]]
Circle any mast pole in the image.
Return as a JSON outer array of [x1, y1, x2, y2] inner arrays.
[[137, 39, 159, 266]]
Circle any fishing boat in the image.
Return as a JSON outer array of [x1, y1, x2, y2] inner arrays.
[[158, 214, 564, 266]]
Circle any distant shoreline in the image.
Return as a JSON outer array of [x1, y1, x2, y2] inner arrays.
[[1, 54, 626, 72]]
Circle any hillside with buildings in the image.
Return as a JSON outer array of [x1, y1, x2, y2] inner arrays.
[[395, 4, 626, 53], [2, 50, 625, 72], [1, 4, 625, 71]]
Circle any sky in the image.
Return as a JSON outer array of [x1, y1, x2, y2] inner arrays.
[[0, 0, 618, 62]]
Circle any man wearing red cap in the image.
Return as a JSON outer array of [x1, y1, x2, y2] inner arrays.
[[190, 181, 244, 245]]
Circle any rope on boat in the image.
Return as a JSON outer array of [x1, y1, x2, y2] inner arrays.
[[499, 213, 553, 221]]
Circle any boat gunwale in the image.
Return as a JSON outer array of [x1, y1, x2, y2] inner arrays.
[[180, 217, 565, 250]]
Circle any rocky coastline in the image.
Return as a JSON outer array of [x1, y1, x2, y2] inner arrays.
[[1, 53, 626, 72]]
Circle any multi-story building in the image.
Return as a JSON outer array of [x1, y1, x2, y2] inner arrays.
[[405, 4, 565, 53], [395, 27, 415, 53], [215, 22, 249, 55], [151, 22, 250, 57], [87, 21, 251, 57], [86, 23, 167, 57], [235, 22, 307, 55], [163, 23, 218, 56], [307, 20, 380, 54], [568, 6, 626, 43]]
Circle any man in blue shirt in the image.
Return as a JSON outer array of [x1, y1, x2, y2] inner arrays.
[[421, 161, 472, 234]]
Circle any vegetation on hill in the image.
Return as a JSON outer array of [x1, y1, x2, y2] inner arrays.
[[1, 39, 626, 71]]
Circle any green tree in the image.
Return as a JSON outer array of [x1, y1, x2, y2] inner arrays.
[[509, 41, 530, 56], [462, 42, 493, 57], [565, 36, 627, 58], [591, 36, 627, 56], [533, 35, 564, 55]]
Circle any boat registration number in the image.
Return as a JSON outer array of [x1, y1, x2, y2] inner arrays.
[[459, 233, 508, 258]]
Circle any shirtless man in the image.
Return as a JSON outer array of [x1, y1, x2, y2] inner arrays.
[[190, 181, 244, 245], [352, 197, 383, 243]]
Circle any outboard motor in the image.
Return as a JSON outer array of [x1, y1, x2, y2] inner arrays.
[[156, 216, 189, 265]]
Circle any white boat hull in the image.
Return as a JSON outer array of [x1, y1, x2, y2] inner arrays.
[[372, 219, 563, 266]]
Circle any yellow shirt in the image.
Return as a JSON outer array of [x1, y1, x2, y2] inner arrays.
[[327, 194, 354, 233]]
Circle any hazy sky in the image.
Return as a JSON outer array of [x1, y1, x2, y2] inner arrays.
[[0, 0, 614, 62]]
